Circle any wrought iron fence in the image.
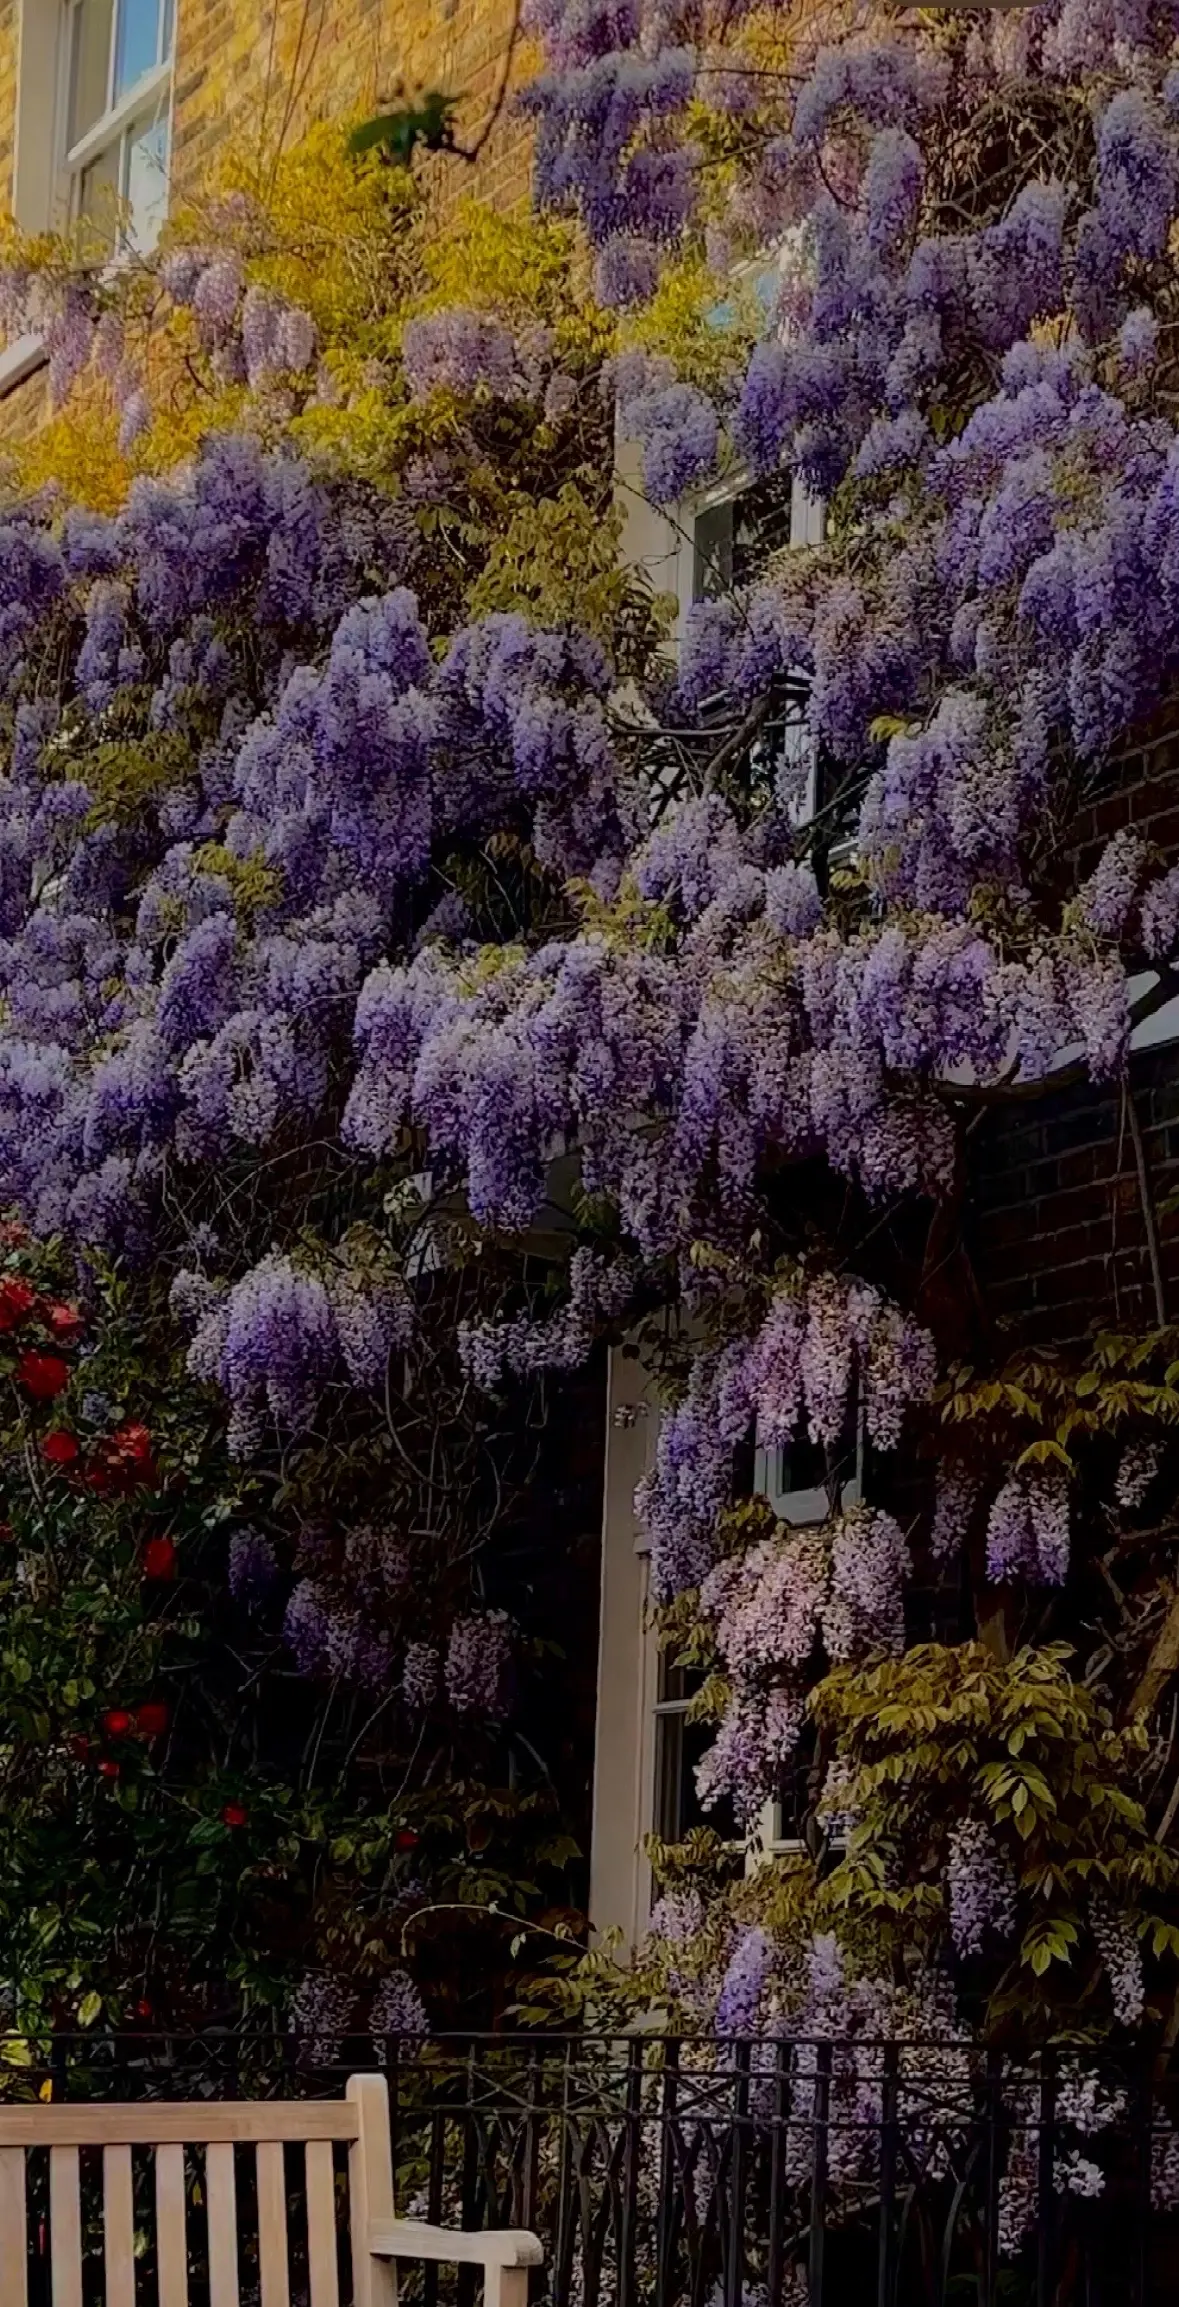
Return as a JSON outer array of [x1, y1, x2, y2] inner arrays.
[[4, 2031, 1179, 2307]]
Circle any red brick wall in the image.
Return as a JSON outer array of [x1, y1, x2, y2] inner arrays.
[[969, 713, 1179, 1346]]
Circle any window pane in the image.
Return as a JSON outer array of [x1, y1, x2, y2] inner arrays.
[[162, 0, 175, 58], [114, 0, 163, 98], [692, 501, 733, 604], [125, 116, 169, 251], [70, 0, 115, 145], [655, 1709, 736, 1845], [77, 141, 121, 255]]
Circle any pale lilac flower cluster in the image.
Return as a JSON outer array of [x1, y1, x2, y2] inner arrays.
[[695, 1507, 907, 1820], [1091, 1897, 1146, 2026], [401, 1642, 440, 1710], [371, 1968, 429, 2044], [715, 1925, 773, 2036], [1115, 1435, 1163, 1508], [930, 1463, 981, 1562], [402, 310, 526, 402], [288, 1969, 353, 2065], [946, 1819, 1017, 1958], [459, 1249, 635, 1388], [636, 1276, 932, 1601], [227, 1527, 279, 1606], [444, 1612, 514, 1720], [985, 1470, 1071, 1586]]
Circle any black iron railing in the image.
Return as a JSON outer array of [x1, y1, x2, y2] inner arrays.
[[4, 2031, 1179, 2305]]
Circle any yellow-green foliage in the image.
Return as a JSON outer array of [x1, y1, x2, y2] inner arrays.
[[938, 1325, 1179, 1475], [192, 843, 284, 924], [80, 731, 194, 829], [3, 123, 422, 507], [815, 1642, 1179, 2026], [467, 481, 673, 653], [418, 199, 614, 366], [623, 250, 762, 395]]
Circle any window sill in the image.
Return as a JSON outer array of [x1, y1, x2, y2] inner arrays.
[[0, 334, 48, 399]]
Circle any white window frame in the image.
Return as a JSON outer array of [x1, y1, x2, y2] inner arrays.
[[590, 1344, 860, 1948], [3, 0, 175, 396], [748, 1424, 860, 1864], [61, 0, 175, 256]]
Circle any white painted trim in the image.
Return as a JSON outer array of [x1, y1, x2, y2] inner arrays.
[[13, 0, 67, 232], [64, 57, 172, 175], [0, 333, 48, 396], [750, 1428, 861, 1864], [588, 1347, 659, 1948]]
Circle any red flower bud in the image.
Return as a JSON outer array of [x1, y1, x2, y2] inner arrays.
[[394, 1828, 420, 1851], [221, 1802, 247, 1828], [102, 1710, 133, 1739], [111, 1421, 152, 1459], [135, 1998, 153, 2020], [142, 1536, 176, 1581], [135, 1702, 169, 1739], [18, 1351, 71, 1401], [98, 1759, 120, 1781], [45, 1303, 84, 1340], [42, 1430, 79, 1465], [0, 1278, 37, 1330]]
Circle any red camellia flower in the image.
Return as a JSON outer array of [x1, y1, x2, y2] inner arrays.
[[142, 1535, 177, 1581], [102, 1710, 133, 1739], [41, 1430, 79, 1466], [17, 1351, 71, 1400], [135, 1998, 153, 2021], [135, 1702, 169, 1739], [45, 1302, 85, 1340], [0, 1277, 37, 1330], [394, 1828, 420, 1851], [221, 1803, 248, 1829], [98, 1759, 120, 1781], [112, 1422, 152, 1461], [88, 1421, 156, 1497]]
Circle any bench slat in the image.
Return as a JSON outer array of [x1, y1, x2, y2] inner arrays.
[[49, 2147, 82, 2307], [103, 2145, 135, 2307], [257, 2139, 290, 2307], [347, 2076, 397, 2307], [206, 2142, 241, 2307], [306, 2139, 340, 2307], [157, 2143, 189, 2307], [0, 2146, 27, 2307], [0, 2105, 358, 2147]]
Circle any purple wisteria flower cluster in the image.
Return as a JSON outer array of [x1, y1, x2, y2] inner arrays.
[[634, 1275, 933, 1598], [694, 1506, 909, 1821]]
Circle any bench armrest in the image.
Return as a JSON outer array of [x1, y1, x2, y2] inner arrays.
[[369, 2220, 544, 2270]]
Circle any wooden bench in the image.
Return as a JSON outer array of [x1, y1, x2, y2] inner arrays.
[[0, 2072, 543, 2307]]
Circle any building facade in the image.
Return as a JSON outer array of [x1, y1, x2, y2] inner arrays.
[[5, 0, 1179, 1976], [0, 0, 529, 425]]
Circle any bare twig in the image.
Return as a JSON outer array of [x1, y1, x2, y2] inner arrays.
[[454, 0, 524, 164]]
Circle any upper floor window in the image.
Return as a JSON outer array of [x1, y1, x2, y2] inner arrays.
[[65, 0, 174, 253]]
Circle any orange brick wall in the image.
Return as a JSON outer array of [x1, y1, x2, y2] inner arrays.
[[0, 0, 531, 249], [170, 0, 530, 217], [0, 1, 16, 221], [0, 0, 532, 429]]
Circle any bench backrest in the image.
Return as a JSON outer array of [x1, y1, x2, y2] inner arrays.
[[0, 2072, 396, 2307]]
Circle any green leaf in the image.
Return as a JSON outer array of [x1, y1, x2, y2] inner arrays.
[[348, 93, 457, 163]]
